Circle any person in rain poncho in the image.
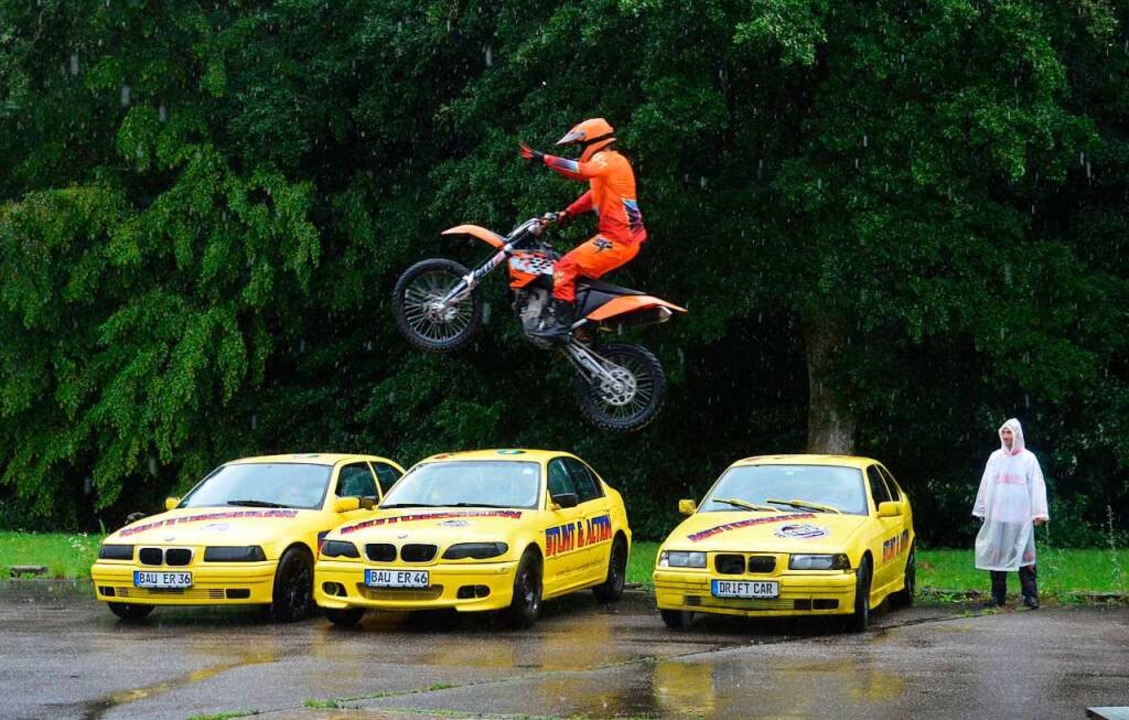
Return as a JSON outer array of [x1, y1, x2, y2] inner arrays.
[[972, 418, 1049, 608]]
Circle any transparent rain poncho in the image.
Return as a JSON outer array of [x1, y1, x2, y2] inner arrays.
[[972, 418, 1050, 571]]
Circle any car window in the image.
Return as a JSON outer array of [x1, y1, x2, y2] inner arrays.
[[562, 458, 603, 503], [866, 465, 893, 507], [700, 464, 868, 516], [337, 463, 377, 499], [877, 465, 902, 501], [547, 459, 576, 498], [179, 463, 332, 510], [370, 462, 401, 497], [381, 461, 541, 509]]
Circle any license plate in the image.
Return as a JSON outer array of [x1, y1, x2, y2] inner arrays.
[[364, 568, 430, 589], [711, 579, 779, 599], [133, 571, 193, 589]]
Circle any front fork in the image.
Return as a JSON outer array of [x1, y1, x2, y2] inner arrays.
[[440, 248, 510, 307]]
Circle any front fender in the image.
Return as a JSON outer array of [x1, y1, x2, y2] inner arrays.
[[442, 224, 506, 249]]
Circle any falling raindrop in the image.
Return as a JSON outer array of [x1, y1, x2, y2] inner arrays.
[[148, 454, 158, 477], [484, 46, 493, 67], [1004, 264, 1012, 285], [251, 414, 259, 429], [482, 301, 492, 324], [120, 84, 131, 107], [159, 105, 168, 123], [69, 52, 80, 76], [300, 339, 307, 353]]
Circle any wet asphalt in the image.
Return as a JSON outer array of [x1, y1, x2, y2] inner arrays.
[[0, 585, 1126, 720]]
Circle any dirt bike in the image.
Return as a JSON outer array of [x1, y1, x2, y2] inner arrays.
[[391, 214, 686, 432]]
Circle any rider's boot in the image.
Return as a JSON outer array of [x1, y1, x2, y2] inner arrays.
[[530, 299, 575, 345]]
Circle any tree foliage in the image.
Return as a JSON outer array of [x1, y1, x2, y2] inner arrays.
[[1, 0, 1125, 546]]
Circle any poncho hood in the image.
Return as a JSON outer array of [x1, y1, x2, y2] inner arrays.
[[999, 418, 1026, 456]]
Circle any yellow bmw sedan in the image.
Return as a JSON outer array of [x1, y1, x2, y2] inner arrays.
[[90, 453, 403, 622], [314, 449, 632, 628], [653, 454, 915, 632]]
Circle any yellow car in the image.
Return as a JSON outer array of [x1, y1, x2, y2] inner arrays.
[[653, 454, 915, 631], [90, 453, 404, 622], [314, 449, 631, 628]]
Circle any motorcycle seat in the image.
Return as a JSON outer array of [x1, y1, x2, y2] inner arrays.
[[576, 278, 644, 297]]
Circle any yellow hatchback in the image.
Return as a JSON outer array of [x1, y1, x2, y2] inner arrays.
[[314, 449, 631, 628], [90, 453, 404, 622], [653, 454, 915, 631]]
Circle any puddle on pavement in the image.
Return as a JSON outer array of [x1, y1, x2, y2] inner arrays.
[[80, 651, 276, 720]]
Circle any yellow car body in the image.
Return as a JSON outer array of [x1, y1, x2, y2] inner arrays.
[[90, 453, 404, 622], [653, 454, 914, 631], [314, 449, 631, 627]]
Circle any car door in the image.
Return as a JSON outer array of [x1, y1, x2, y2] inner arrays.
[[562, 457, 614, 585], [334, 461, 381, 521], [543, 457, 586, 593], [368, 460, 403, 500], [877, 463, 912, 586], [865, 463, 902, 594]]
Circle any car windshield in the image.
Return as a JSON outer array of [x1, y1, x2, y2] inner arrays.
[[382, 461, 541, 510], [179, 463, 332, 510], [700, 464, 868, 516]]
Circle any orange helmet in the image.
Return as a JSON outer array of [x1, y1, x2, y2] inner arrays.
[[556, 118, 616, 163]]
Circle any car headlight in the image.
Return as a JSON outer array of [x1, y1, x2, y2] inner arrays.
[[789, 553, 850, 570], [98, 544, 134, 560], [658, 550, 707, 568], [319, 540, 360, 559], [442, 542, 508, 560], [203, 546, 267, 562]]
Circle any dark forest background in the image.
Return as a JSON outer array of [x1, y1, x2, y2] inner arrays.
[[1, 0, 1126, 547]]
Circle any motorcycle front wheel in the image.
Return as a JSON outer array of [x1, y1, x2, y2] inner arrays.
[[392, 259, 483, 352], [575, 343, 668, 432]]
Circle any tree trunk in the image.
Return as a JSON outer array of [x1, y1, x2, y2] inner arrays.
[[803, 313, 857, 454]]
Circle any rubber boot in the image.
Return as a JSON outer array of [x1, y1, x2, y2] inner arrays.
[[530, 299, 575, 345], [985, 571, 1007, 607], [1020, 565, 1038, 608]]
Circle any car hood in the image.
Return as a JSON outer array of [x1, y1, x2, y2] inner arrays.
[[104, 507, 318, 546], [662, 511, 868, 554], [329, 507, 530, 543]]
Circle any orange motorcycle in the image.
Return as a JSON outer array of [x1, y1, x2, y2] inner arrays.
[[392, 214, 685, 432]]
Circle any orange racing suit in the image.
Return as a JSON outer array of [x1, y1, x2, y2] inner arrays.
[[540, 148, 647, 302]]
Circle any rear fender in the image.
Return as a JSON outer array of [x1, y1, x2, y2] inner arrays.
[[584, 296, 687, 325], [442, 224, 506, 249]]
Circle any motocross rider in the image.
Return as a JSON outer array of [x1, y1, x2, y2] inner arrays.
[[519, 118, 647, 344]]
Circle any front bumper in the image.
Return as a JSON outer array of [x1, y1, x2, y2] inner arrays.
[[314, 559, 519, 613], [653, 568, 857, 618], [90, 561, 276, 606]]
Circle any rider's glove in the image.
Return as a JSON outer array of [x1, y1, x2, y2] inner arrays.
[[519, 142, 545, 163]]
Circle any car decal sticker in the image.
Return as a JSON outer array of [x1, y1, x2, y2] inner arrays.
[[120, 509, 299, 536], [687, 513, 816, 542], [546, 514, 612, 557], [774, 523, 829, 539], [883, 529, 910, 563], [339, 510, 523, 534]]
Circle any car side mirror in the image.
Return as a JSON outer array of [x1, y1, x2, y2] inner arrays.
[[551, 492, 579, 509], [164, 497, 180, 511], [877, 501, 902, 518], [334, 497, 362, 513], [678, 499, 697, 516], [358, 497, 377, 510]]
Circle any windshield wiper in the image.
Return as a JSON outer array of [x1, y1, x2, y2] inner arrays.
[[226, 499, 287, 508], [379, 503, 437, 509], [714, 497, 779, 512], [765, 498, 842, 514], [451, 502, 509, 509]]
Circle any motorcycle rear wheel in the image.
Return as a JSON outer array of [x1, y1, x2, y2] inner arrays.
[[575, 343, 667, 432], [392, 259, 482, 352]]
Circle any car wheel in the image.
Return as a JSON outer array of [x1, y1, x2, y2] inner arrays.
[[890, 545, 916, 608], [270, 547, 314, 623], [324, 607, 365, 627], [593, 535, 628, 603], [660, 609, 693, 630], [507, 548, 542, 629], [847, 556, 872, 633], [108, 602, 153, 621]]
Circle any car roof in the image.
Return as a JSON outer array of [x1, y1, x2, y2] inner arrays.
[[418, 449, 567, 463], [729, 454, 879, 470], [226, 453, 394, 467]]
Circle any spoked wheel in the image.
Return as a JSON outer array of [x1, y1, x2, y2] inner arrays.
[[890, 544, 915, 608], [392, 258, 482, 352], [270, 547, 314, 623], [846, 556, 872, 633], [592, 535, 628, 603], [575, 343, 667, 432]]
